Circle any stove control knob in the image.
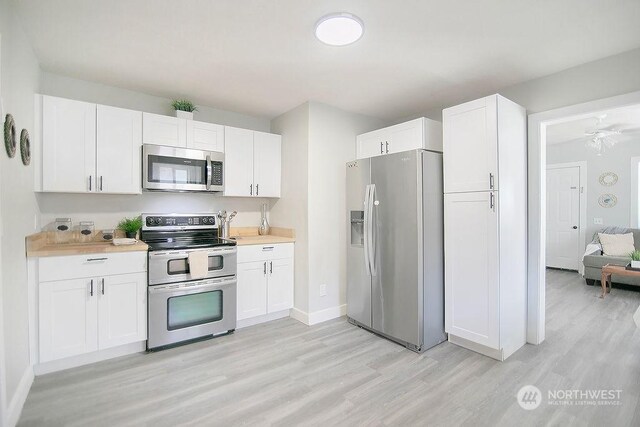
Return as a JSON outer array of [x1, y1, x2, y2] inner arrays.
[[155, 217, 163, 225], [146, 217, 153, 226], [208, 217, 215, 225], [202, 217, 208, 224]]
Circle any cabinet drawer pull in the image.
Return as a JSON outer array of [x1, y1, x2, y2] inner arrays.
[[262, 246, 274, 251], [86, 257, 108, 262]]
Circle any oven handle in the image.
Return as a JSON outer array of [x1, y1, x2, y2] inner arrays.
[[205, 155, 212, 191], [148, 277, 236, 295], [149, 247, 237, 257]]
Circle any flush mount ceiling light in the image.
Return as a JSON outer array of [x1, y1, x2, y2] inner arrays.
[[315, 13, 364, 46]]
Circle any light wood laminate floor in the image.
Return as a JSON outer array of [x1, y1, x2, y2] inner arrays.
[[19, 270, 640, 426]]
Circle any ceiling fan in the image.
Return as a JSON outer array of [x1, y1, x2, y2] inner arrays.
[[584, 114, 625, 155]]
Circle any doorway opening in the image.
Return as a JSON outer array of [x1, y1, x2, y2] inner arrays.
[[528, 90, 640, 344]]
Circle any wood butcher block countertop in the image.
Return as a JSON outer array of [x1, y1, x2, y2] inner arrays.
[[26, 232, 148, 257], [228, 226, 295, 246]]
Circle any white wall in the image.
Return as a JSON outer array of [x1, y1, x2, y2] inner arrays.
[[270, 103, 310, 312], [420, 48, 640, 120], [0, 0, 41, 423], [306, 102, 386, 314], [547, 137, 640, 244], [270, 101, 386, 320], [40, 71, 271, 132]]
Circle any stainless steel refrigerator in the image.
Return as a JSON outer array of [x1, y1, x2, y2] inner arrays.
[[346, 149, 446, 352]]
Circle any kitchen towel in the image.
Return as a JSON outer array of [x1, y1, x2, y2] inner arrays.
[[188, 251, 209, 279]]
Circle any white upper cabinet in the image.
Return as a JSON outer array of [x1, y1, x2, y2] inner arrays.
[[39, 96, 142, 194], [143, 113, 225, 152], [253, 131, 281, 198], [142, 112, 187, 147], [224, 126, 255, 197], [356, 117, 442, 159], [96, 105, 142, 194], [443, 96, 498, 193], [186, 120, 224, 152], [224, 126, 282, 198], [42, 96, 96, 193]]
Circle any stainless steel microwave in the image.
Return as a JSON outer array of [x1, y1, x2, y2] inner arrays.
[[142, 144, 224, 192]]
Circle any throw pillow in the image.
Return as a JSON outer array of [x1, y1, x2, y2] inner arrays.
[[598, 233, 635, 257]]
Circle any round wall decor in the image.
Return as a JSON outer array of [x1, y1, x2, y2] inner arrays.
[[599, 172, 618, 187], [4, 114, 17, 158], [598, 193, 618, 208], [20, 129, 31, 166]]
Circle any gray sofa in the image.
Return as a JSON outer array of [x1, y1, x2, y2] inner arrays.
[[583, 228, 640, 287]]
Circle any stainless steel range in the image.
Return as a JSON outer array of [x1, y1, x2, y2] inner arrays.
[[141, 213, 237, 350]]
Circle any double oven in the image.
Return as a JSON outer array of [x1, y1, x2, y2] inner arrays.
[[141, 213, 237, 350]]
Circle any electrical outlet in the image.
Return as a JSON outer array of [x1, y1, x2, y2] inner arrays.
[[319, 284, 327, 297], [593, 218, 604, 225]]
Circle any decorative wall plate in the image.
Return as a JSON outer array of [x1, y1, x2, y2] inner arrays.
[[20, 129, 31, 166], [598, 193, 617, 208], [599, 172, 618, 186], [4, 114, 17, 158]]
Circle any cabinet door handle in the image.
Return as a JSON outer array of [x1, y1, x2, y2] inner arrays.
[[89, 176, 92, 191], [250, 184, 253, 195], [490, 192, 495, 211], [256, 184, 259, 196], [386, 141, 389, 153], [489, 173, 494, 190], [101, 278, 105, 295], [89, 279, 94, 297], [263, 261, 267, 275], [270, 261, 273, 274], [380, 142, 384, 154], [100, 176, 103, 191]]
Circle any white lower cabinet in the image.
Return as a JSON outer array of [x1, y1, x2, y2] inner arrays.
[[38, 253, 147, 363], [236, 244, 294, 322]]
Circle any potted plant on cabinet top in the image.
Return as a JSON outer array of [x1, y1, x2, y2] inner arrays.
[[118, 216, 143, 239], [630, 250, 640, 269], [172, 99, 197, 120]]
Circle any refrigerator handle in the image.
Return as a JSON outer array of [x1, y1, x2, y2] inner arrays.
[[363, 184, 371, 276], [368, 184, 377, 276]]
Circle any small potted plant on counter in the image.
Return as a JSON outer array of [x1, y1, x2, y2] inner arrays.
[[118, 216, 143, 239], [172, 99, 197, 120], [631, 250, 640, 269]]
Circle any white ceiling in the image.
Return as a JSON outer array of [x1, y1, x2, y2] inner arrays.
[[546, 104, 640, 145], [15, 0, 640, 121]]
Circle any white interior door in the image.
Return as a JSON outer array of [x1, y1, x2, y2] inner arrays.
[[546, 166, 581, 270]]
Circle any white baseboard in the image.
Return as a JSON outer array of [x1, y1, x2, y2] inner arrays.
[[7, 366, 34, 427], [290, 305, 346, 326], [34, 341, 146, 376], [236, 310, 290, 329]]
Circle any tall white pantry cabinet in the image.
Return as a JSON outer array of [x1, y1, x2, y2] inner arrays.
[[443, 94, 527, 361]]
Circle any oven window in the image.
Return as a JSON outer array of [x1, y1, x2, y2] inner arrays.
[[167, 290, 223, 330], [167, 255, 224, 275], [148, 155, 206, 185]]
